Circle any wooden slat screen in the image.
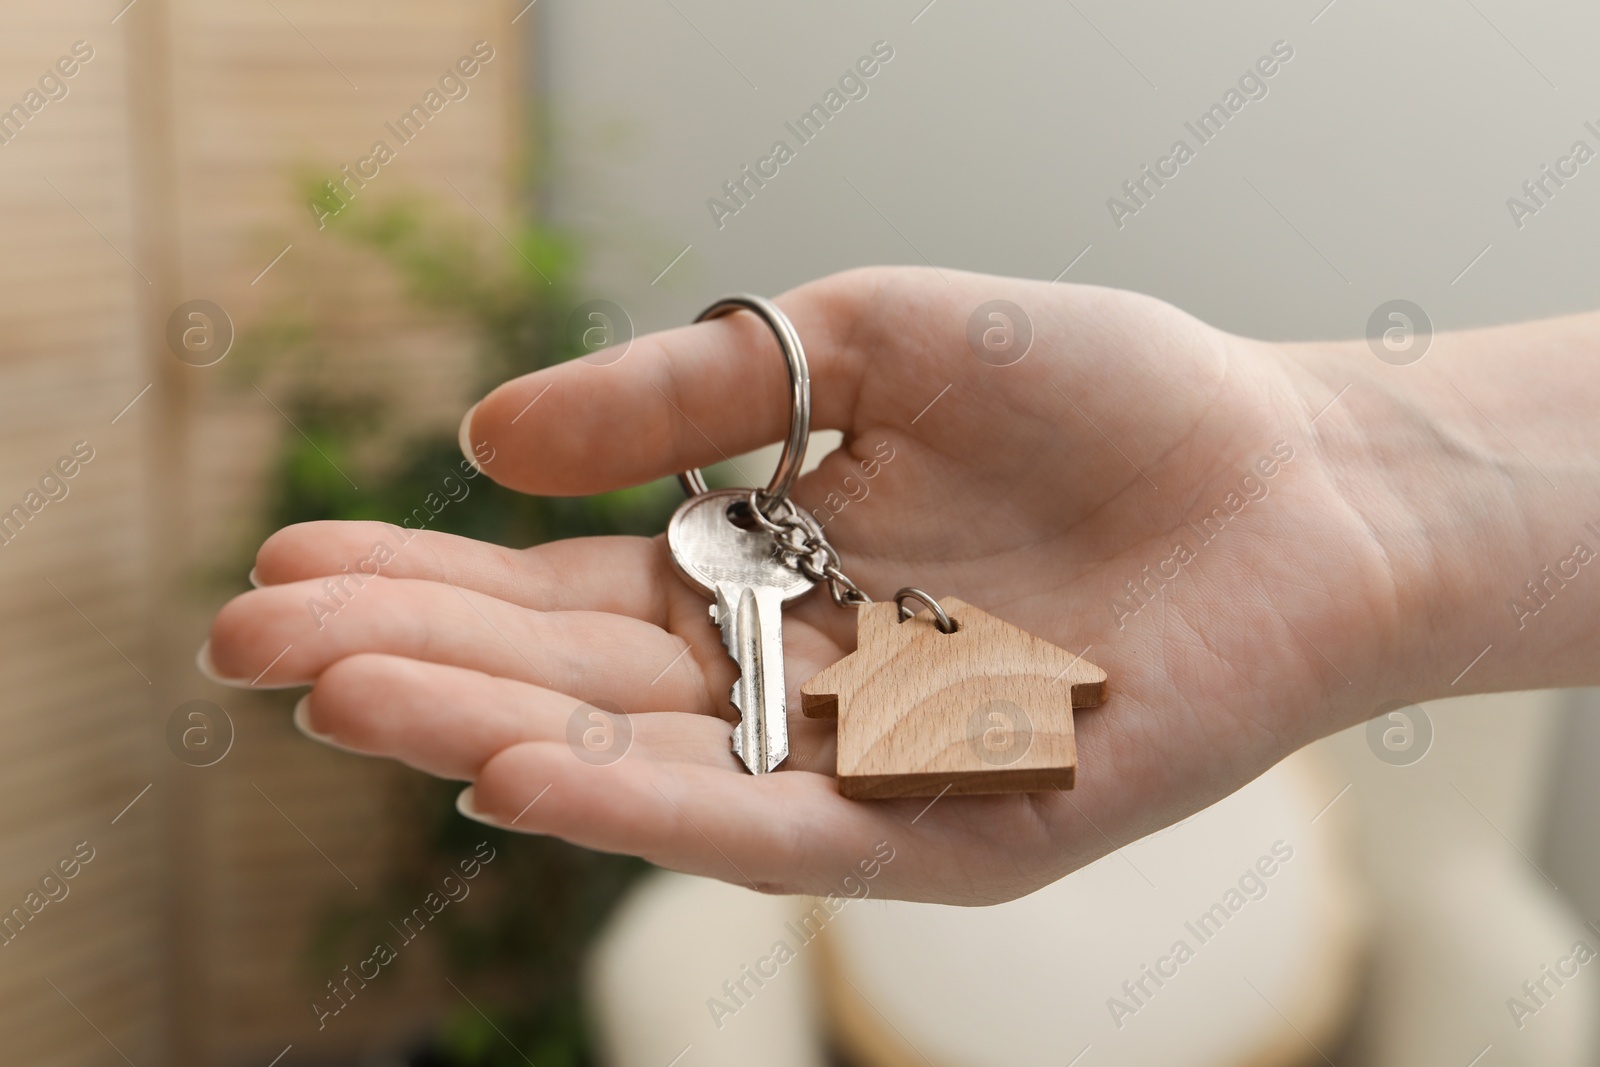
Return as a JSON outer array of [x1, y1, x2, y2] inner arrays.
[[0, 2, 524, 1063]]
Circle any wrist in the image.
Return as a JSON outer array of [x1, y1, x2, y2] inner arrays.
[[1282, 319, 1600, 706]]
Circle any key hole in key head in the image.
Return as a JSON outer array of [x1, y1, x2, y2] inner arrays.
[[725, 498, 760, 530]]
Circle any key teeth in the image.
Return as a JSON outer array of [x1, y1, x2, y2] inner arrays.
[[730, 700, 788, 774], [730, 732, 785, 774]]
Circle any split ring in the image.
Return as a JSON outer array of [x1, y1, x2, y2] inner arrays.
[[894, 587, 958, 634], [676, 294, 810, 518]]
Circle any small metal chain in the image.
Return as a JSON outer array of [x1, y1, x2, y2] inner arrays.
[[740, 491, 956, 632], [744, 490, 872, 608]]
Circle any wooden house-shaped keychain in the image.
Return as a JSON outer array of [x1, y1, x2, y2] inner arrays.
[[801, 595, 1108, 800]]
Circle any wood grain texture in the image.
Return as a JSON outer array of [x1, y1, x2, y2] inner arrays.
[[801, 598, 1107, 800]]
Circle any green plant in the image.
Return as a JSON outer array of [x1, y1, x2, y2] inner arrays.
[[236, 188, 678, 1065]]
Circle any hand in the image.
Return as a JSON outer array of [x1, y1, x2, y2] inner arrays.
[[201, 266, 1579, 904]]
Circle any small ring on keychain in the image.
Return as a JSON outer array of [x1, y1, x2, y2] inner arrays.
[[894, 587, 959, 634], [676, 294, 810, 520]]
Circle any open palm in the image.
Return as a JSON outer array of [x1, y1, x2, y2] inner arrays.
[[205, 267, 1403, 904]]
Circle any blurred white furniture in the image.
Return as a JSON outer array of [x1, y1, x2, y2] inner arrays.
[[586, 691, 1597, 1066]]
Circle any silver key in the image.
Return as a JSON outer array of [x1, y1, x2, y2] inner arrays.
[[666, 488, 815, 774]]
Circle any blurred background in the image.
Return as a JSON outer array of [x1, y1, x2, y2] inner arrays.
[[2, 0, 1598, 1065]]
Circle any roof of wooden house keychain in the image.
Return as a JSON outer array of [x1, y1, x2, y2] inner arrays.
[[801, 590, 1108, 800]]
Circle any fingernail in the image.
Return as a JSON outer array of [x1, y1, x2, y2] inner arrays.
[[458, 402, 482, 473], [455, 786, 495, 826], [195, 638, 300, 690], [292, 694, 344, 748], [195, 639, 243, 686], [247, 566, 262, 588]]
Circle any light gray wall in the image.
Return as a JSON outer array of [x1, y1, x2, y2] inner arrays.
[[541, 0, 1600, 339]]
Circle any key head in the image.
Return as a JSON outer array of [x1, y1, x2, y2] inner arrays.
[[667, 489, 815, 602]]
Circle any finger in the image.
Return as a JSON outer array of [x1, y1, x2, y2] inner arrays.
[[298, 654, 738, 780], [462, 270, 884, 496], [202, 578, 711, 712], [252, 520, 674, 625], [461, 740, 902, 897]]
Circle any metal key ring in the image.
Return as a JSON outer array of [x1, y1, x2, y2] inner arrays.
[[894, 587, 958, 634], [676, 294, 810, 518]]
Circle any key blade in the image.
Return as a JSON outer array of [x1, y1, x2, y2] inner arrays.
[[717, 583, 789, 774]]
